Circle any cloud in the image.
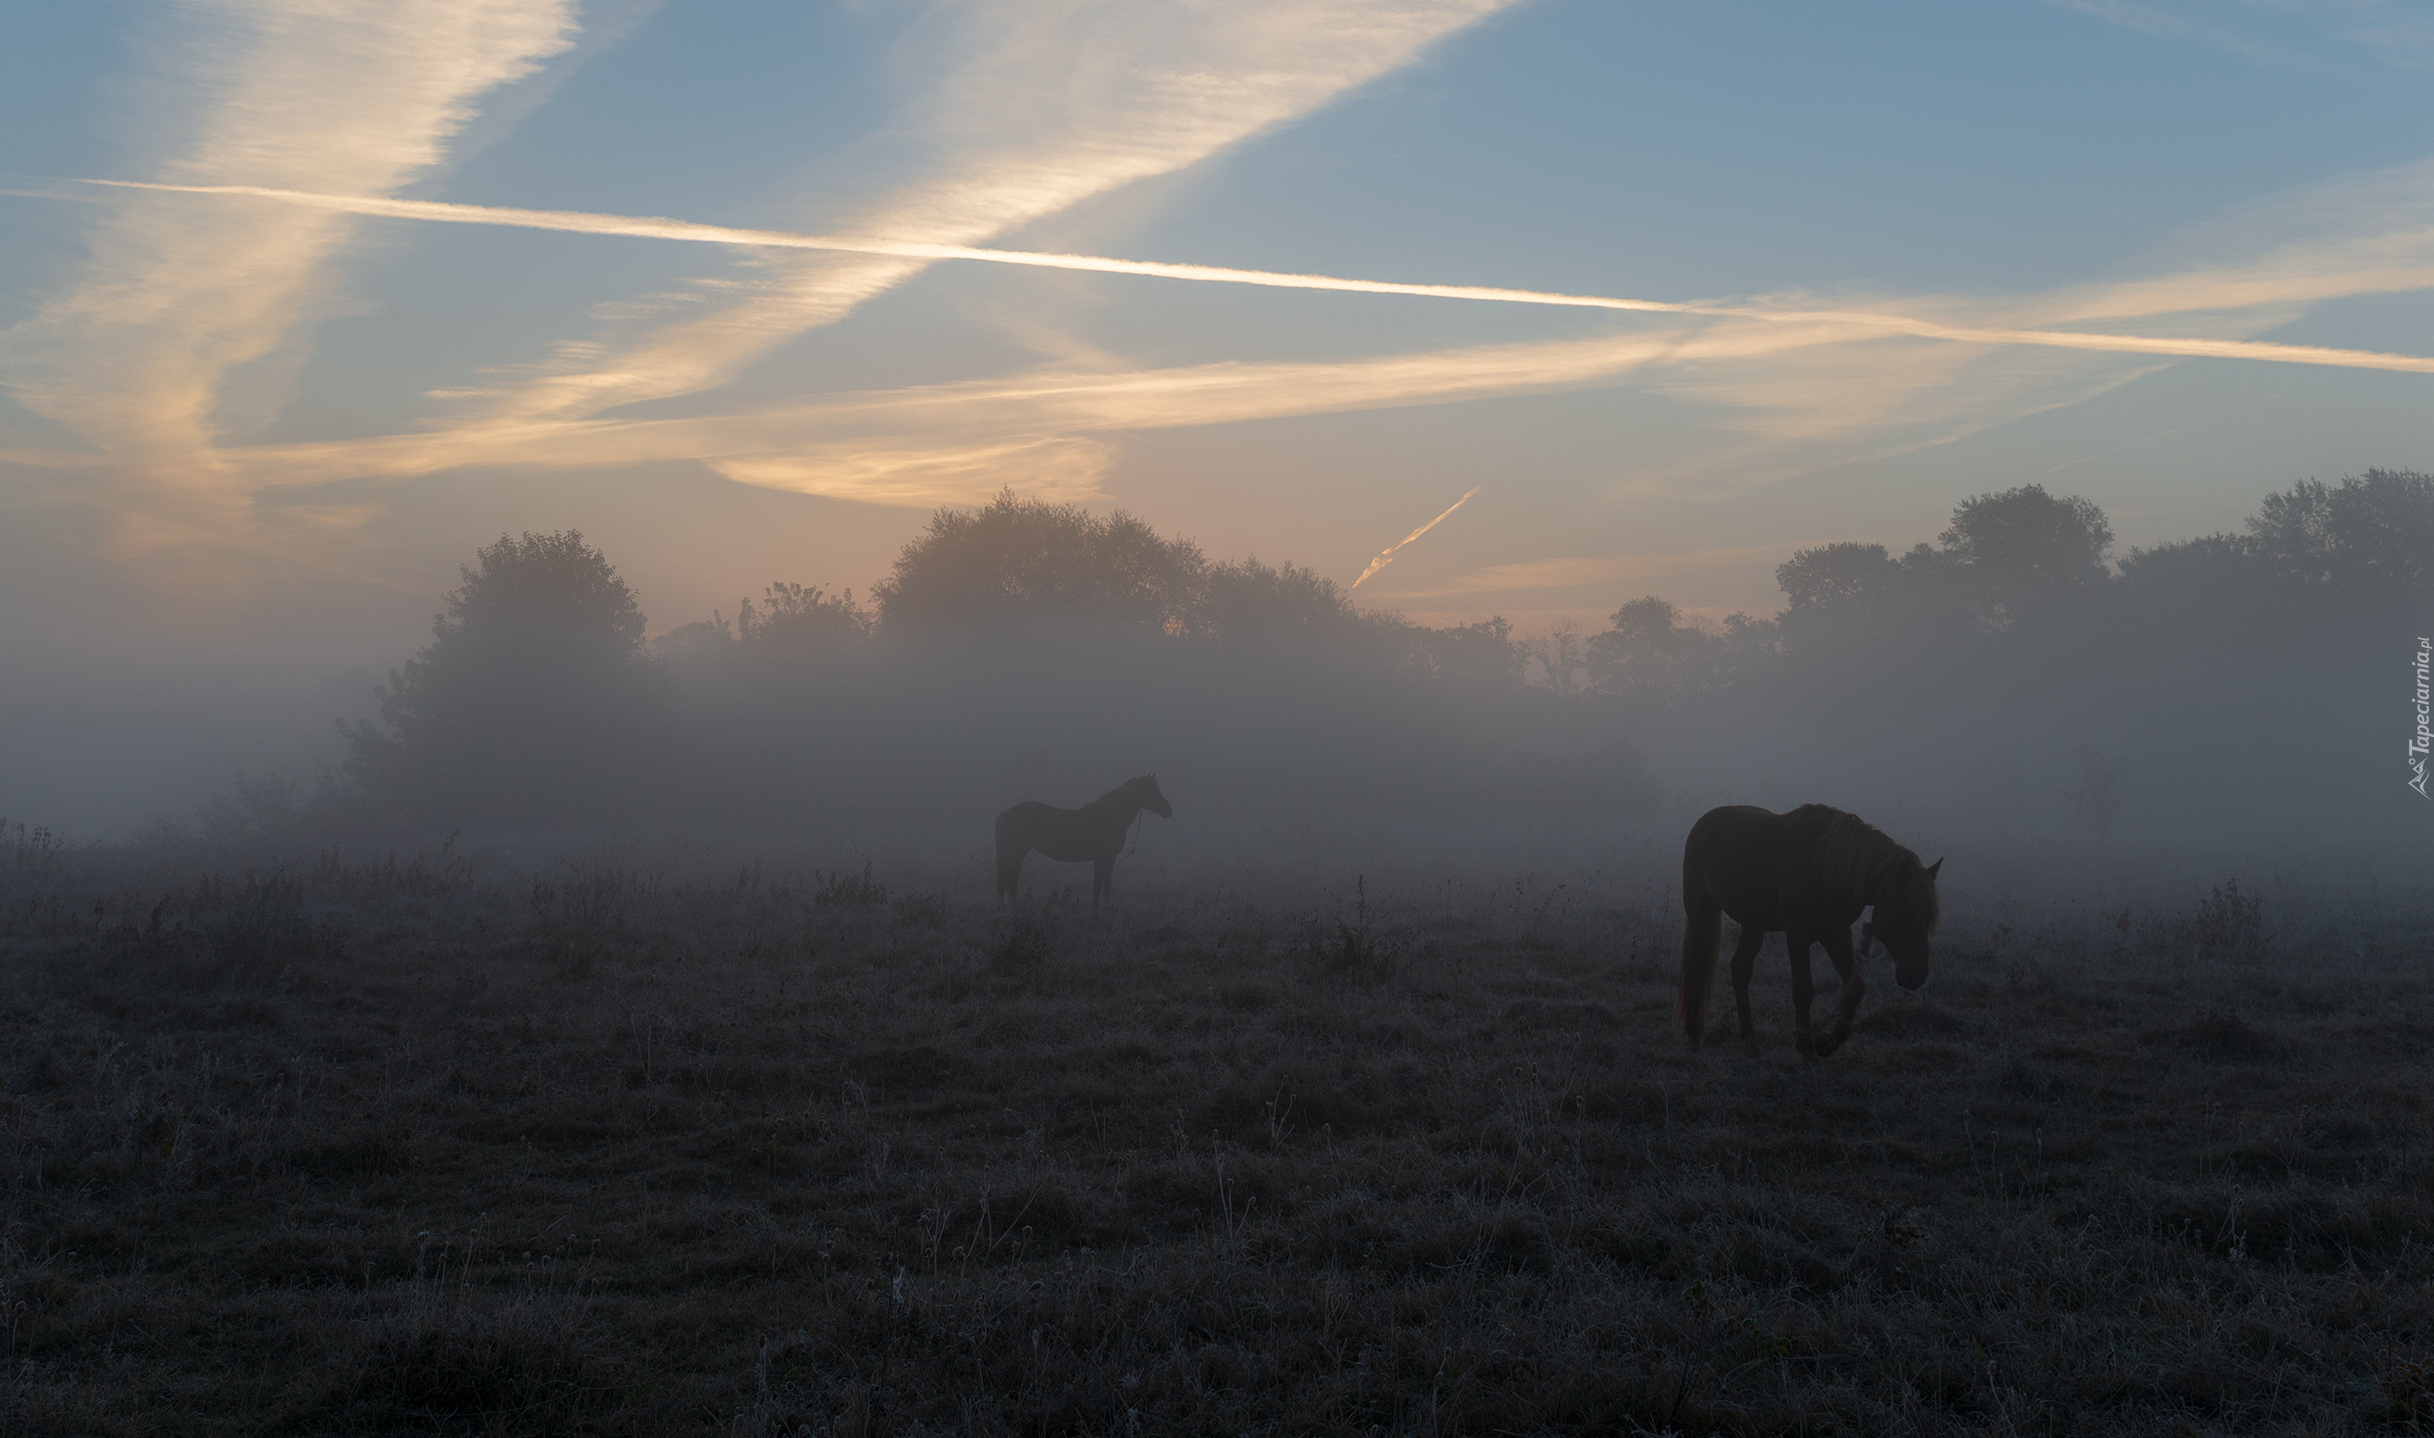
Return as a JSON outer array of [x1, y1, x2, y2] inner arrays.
[[2050, 0, 2434, 70], [1614, 155, 2434, 491], [82, 179, 2434, 377], [2047, 0, 2298, 65], [15, 0, 2434, 560], [0, 0, 577, 540], [1351, 486, 1481, 590], [218, 319, 1866, 505], [189, 143, 2434, 510], [438, 0, 1523, 430]]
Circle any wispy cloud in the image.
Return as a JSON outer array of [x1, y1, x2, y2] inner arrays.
[[77, 179, 2434, 376], [216, 319, 1863, 504], [1351, 486, 1481, 590], [3, 0, 1527, 539], [0, 0, 577, 539], [14, 0, 2434, 561], [182, 147, 2434, 511], [2050, 0, 2434, 69], [437, 0, 1521, 430], [2047, 0, 2300, 65]]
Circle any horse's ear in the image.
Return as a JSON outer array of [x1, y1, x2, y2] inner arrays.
[[1926, 858, 1943, 880]]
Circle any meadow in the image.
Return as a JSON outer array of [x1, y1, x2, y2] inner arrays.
[[0, 821, 2428, 1435]]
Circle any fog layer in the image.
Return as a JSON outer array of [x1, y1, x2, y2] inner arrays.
[[8, 472, 2427, 855]]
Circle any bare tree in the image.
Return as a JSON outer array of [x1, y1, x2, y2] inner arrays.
[[1521, 618, 1587, 698]]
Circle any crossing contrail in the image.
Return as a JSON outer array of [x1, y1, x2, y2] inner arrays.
[[1352, 485, 1483, 590], [62, 178, 2434, 376]]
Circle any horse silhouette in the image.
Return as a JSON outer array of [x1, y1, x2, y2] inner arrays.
[[994, 774, 1171, 903], [1676, 803, 1941, 1059]]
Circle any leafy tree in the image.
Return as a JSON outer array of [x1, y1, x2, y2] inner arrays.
[[347, 531, 659, 820], [1939, 484, 2113, 584], [653, 616, 737, 672], [2112, 532, 2277, 617], [2247, 468, 2434, 589], [739, 581, 870, 654], [1588, 596, 1690, 702], [872, 489, 1205, 637], [1935, 484, 2113, 629], [653, 581, 867, 670], [1777, 541, 1902, 618], [1774, 540, 1910, 652], [1405, 616, 1525, 690], [1202, 558, 1357, 648], [1585, 597, 1777, 705]]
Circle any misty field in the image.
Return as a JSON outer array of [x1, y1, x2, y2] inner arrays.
[[1, 827, 2429, 1436]]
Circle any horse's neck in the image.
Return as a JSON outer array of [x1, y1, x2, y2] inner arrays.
[[1856, 845, 1902, 907], [1817, 817, 1899, 907], [1084, 787, 1140, 819]]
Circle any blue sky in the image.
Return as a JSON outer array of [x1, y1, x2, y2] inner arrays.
[[2, 0, 2431, 666]]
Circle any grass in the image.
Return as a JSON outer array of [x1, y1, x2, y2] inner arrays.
[[0, 830, 2429, 1435]]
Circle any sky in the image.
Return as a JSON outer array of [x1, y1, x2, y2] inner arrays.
[[3, 0, 2433, 828]]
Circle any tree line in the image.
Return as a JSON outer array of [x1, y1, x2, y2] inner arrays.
[[198, 469, 2429, 841], [331, 492, 1587, 834], [1580, 468, 2431, 710]]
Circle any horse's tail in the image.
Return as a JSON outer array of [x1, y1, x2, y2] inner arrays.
[[1675, 904, 1723, 1046]]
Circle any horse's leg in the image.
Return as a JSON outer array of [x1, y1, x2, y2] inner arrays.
[[1813, 926, 1865, 1058], [996, 843, 1024, 901], [1787, 930, 1818, 1061], [1093, 854, 1113, 905], [1728, 924, 1766, 1057]]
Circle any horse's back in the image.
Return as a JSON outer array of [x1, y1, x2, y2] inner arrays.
[[995, 801, 1058, 844], [1683, 807, 1771, 910], [1686, 805, 1780, 847], [1686, 804, 1841, 926], [997, 799, 1115, 863], [1684, 802, 1876, 928]]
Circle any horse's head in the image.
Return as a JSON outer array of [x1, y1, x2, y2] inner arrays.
[[1134, 773, 1172, 818], [1870, 854, 1942, 990]]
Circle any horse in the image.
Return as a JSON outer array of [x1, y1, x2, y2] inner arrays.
[[994, 774, 1172, 904], [1675, 803, 1941, 1059]]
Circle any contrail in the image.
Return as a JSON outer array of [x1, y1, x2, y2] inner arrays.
[[1352, 485, 1483, 590], [62, 178, 2434, 376]]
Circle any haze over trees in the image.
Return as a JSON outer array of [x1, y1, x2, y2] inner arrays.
[[317, 471, 2431, 843], [334, 492, 1621, 835], [345, 531, 661, 825], [1582, 470, 2431, 837]]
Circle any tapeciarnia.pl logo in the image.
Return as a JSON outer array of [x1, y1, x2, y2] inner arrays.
[[2413, 636, 2432, 799]]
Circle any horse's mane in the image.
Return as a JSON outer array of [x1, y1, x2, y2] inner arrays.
[[1809, 808, 1938, 930]]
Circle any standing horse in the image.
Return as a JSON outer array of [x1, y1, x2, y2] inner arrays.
[[1676, 803, 1941, 1059], [994, 774, 1171, 903]]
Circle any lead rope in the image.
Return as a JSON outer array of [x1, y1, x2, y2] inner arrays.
[[1125, 807, 1144, 859]]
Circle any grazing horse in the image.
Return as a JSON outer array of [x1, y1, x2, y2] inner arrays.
[[1676, 803, 1941, 1059], [994, 774, 1172, 903]]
